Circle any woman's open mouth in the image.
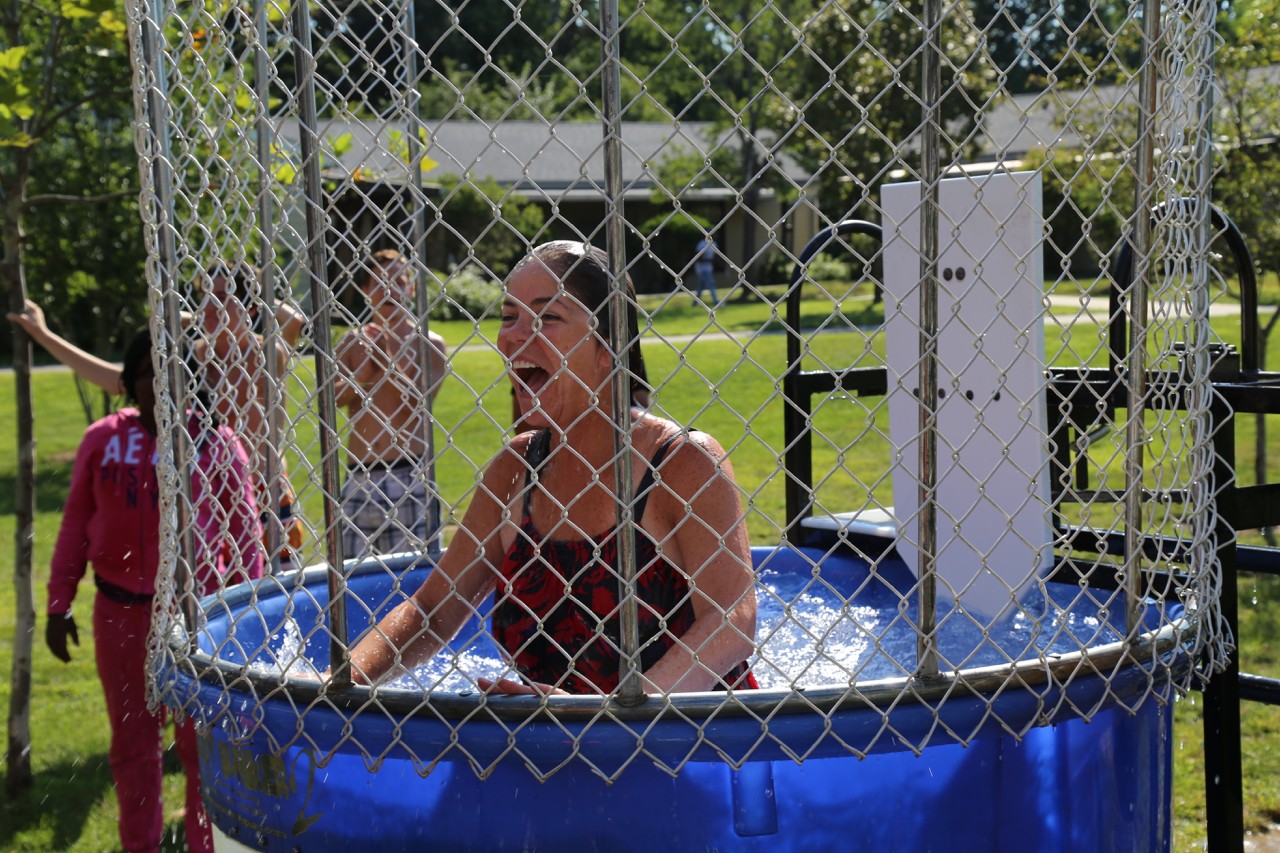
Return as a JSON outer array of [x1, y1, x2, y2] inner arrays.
[[510, 359, 550, 395]]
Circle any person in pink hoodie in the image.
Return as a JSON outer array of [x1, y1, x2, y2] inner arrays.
[[45, 328, 264, 853]]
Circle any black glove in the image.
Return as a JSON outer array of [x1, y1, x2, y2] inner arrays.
[[46, 613, 79, 663]]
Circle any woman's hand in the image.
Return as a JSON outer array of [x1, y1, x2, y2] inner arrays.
[[476, 676, 568, 696], [8, 299, 49, 339], [45, 612, 79, 663]]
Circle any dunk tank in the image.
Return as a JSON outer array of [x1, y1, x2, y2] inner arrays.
[[124, 0, 1234, 849]]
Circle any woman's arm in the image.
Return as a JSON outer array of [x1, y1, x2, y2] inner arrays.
[[8, 300, 124, 395], [426, 330, 449, 401], [48, 424, 103, 615], [641, 434, 757, 694], [273, 300, 307, 349], [347, 442, 523, 685]]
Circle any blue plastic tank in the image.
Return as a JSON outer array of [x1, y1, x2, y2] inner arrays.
[[159, 544, 1178, 852]]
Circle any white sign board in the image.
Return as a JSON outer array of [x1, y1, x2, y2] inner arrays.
[[881, 171, 1052, 624]]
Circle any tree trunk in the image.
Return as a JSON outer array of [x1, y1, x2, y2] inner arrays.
[[4, 150, 36, 796], [733, 124, 762, 303]]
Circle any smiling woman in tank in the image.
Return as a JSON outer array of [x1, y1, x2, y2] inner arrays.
[[348, 240, 758, 695]]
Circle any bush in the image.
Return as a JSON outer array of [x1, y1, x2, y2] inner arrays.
[[756, 250, 798, 286], [805, 252, 852, 283], [426, 265, 503, 321]]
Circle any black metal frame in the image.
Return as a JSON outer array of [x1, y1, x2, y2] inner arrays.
[[783, 220, 884, 543], [781, 214, 1280, 852]]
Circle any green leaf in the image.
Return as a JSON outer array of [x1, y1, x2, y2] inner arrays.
[[59, 1, 95, 20], [60, 0, 119, 20], [97, 9, 127, 37], [0, 130, 37, 147], [386, 129, 408, 163], [0, 56, 35, 124], [0, 100, 35, 121], [330, 132, 354, 157], [265, 0, 290, 25], [273, 162, 297, 184], [0, 46, 29, 73]]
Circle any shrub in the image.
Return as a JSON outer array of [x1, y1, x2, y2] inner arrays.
[[805, 252, 852, 283], [426, 265, 503, 321]]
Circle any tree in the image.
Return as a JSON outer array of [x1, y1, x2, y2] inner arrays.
[[2, 0, 143, 372], [21, 93, 148, 380], [628, 0, 812, 285], [312, 0, 617, 119], [428, 174, 546, 279], [787, 0, 997, 219], [969, 0, 1141, 92], [642, 149, 721, 287], [403, 1, 817, 285], [0, 0, 133, 794]]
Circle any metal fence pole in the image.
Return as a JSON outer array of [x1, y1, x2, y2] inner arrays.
[[288, 1, 349, 685], [141, 0, 198, 636], [253, 0, 285, 574], [402, 0, 442, 556], [1123, 0, 1162, 638], [915, 0, 943, 679], [599, 0, 642, 705]]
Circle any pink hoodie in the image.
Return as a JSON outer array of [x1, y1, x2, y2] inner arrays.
[[48, 409, 264, 614]]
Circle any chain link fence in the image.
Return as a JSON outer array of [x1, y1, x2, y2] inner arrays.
[[131, 0, 1230, 781]]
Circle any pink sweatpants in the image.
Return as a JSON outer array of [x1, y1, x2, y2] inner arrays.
[[93, 593, 213, 853]]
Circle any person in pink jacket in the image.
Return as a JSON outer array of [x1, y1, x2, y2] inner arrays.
[[46, 328, 264, 853]]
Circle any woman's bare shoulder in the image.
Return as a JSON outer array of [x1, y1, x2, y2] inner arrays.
[[476, 430, 540, 491], [648, 419, 726, 460], [646, 421, 730, 486]]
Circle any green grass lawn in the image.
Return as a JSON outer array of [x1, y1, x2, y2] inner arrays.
[[1, 284, 1279, 850]]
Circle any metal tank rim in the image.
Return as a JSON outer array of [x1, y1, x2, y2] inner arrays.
[[154, 545, 1192, 742]]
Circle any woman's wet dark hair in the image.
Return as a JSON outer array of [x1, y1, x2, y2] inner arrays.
[[514, 241, 650, 403], [119, 328, 153, 406]]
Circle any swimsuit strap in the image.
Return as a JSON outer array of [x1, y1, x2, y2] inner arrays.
[[520, 430, 552, 520], [632, 432, 695, 521], [520, 430, 697, 525]]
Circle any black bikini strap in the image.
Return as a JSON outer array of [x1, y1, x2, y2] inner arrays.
[[633, 432, 697, 521], [520, 430, 552, 518]]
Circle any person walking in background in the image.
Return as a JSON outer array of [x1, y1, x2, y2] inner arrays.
[[693, 233, 720, 305], [334, 249, 449, 560], [45, 329, 263, 853]]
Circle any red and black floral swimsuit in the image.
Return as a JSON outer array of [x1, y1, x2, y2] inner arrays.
[[491, 430, 758, 694]]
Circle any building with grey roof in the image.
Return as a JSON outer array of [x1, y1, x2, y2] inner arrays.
[[276, 118, 820, 293]]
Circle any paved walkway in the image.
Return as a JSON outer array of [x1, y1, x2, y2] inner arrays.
[[1045, 293, 1244, 317], [1246, 827, 1280, 851]]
